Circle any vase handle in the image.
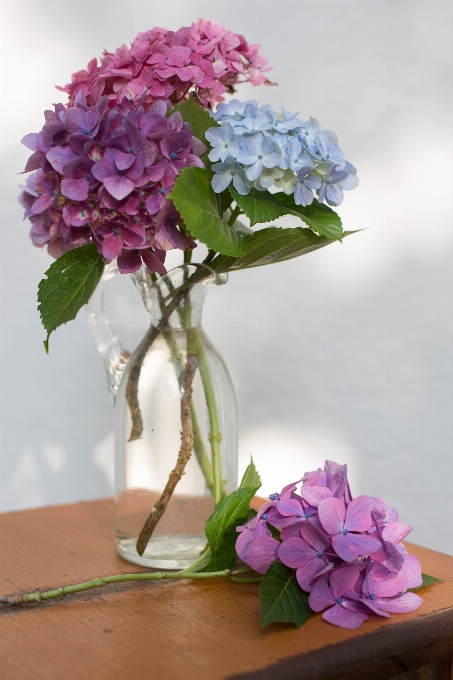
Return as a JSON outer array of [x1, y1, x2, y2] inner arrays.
[[86, 261, 131, 404]]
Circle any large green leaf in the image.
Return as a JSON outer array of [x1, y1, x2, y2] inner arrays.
[[229, 186, 343, 240], [170, 167, 246, 257], [182, 461, 261, 574], [410, 573, 443, 592], [200, 460, 261, 572], [260, 563, 312, 628], [37, 244, 105, 353], [201, 486, 259, 571], [210, 226, 350, 274], [275, 192, 344, 240], [171, 94, 218, 168]]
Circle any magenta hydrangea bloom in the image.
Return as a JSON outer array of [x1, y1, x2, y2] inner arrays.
[[56, 19, 273, 111], [19, 95, 205, 274], [236, 459, 425, 630]]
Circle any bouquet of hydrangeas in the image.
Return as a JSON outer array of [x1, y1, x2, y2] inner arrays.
[[19, 17, 358, 353]]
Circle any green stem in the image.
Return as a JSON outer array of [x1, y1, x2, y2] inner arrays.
[[230, 565, 255, 575], [189, 328, 225, 506], [229, 576, 262, 584], [227, 205, 243, 227], [183, 249, 193, 264], [0, 569, 230, 606], [202, 249, 216, 265]]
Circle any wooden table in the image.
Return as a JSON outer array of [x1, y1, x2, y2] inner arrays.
[[0, 498, 452, 680]]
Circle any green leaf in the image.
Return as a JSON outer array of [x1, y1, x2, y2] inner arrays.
[[202, 485, 260, 571], [275, 192, 344, 240], [239, 457, 261, 490], [260, 563, 312, 628], [229, 186, 343, 240], [37, 244, 105, 353], [170, 167, 246, 257], [171, 94, 218, 168], [229, 186, 288, 227], [410, 573, 443, 592], [210, 226, 351, 274]]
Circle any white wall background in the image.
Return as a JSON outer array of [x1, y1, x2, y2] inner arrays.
[[1, 1, 452, 555]]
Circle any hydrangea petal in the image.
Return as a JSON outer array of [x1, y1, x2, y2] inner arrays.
[[61, 177, 89, 201], [296, 558, 328, 592], [300, 522, 331, 553], [300, 486, 333, 508], [375, 592, 423, 614], [322, 604, 368, 629], [308, 574, 336, 612], [330, 564, 364, 599], [278, 537, 315, 568], [318, 497, 346, 535], [103, 175, 135, 201], [242, 536, 280, 574], [344, 495, 373, 532]]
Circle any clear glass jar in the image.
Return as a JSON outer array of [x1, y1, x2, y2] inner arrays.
[[87, 263, 238, 569]]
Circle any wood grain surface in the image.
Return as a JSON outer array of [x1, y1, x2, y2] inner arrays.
[[0, 498, 452, 680]]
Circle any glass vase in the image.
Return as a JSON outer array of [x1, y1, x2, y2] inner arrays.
[[87, 263, 238, 569]]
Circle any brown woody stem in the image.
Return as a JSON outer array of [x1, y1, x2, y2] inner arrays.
[[125, 268, 205, 442], [135, 352, 199, 556]]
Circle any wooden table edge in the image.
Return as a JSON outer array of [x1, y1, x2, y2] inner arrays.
[[227, 606, 453, 680]]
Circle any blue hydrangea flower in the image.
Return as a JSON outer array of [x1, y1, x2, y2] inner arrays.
[[265, 107, 302, 134], [205, 123, 241, 162], [254, 166, 285, 190], [316, 166, 356, 206], [211, 157, 250, 195], [299, 117, 321, 152], [313, 131, 344, 166], [210, 99, 254, 123], [294, 167, 322, 206], [282, 138, 315, 172], [274, 169, 296, 195], [234, 113, 272, 136], [206, 99, 358, 205], [236, 133, 282, 181]]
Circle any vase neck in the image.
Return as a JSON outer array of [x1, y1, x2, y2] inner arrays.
[[132, 264, 227, 332]]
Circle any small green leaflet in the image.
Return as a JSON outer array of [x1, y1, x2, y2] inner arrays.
[[170, 167, 246, 257], [239, 457, 261, 490], [229, 186, 344, 240], [170, 94, 219, 168], [179, 546, 211, 575], [260, 563, 312, 628], [410, 573, 443, 592], [210, 226, 349, 274], [37, 244, 105, 353]]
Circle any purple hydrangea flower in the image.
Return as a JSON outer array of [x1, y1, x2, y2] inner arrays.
[[309, 564, 369, 629], [317, 496, 381, 562], [278, 522, 336, 591]]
